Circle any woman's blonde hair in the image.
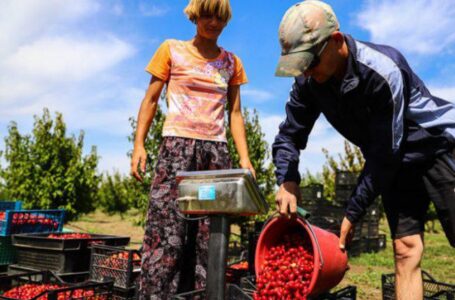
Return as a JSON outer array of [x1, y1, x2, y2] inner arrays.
[[184, 0, 232, 23]]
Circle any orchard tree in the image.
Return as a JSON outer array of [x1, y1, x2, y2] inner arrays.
[[0, 109, 99, 220], [98, 172, 131, 217]]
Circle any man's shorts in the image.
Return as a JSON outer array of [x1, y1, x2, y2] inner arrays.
[[382, 149, 455, 246]]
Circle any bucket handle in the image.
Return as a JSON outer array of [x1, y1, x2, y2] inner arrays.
[[302, 218, 325, 270], [261, 206, 311, 230]]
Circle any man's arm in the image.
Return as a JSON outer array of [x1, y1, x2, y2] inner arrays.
[[272, 77, 320, 216]]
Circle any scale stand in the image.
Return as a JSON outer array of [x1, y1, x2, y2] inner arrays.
[[176, 169, 268, 300], [206, 215, 229, 299]]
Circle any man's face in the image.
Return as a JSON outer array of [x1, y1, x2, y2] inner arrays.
[[303, 39, 338, 83]]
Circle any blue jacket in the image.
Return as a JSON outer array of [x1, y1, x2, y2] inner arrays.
[[272, 34, 455, 223]]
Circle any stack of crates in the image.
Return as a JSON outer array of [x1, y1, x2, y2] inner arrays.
[[0, 201, 22, 273], [334, 171, 359, 205], [9, 232, 130, 282], [300, 183, 324, 206]]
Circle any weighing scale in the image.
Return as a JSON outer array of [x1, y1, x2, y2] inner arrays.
[[176, 169, 268, 299]]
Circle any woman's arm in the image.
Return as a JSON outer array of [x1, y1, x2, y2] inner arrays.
[[131, 76, 166, 181], [228, 85, 256, 179]]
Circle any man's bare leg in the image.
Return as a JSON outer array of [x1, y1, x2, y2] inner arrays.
[[393, 233, 424, 300]]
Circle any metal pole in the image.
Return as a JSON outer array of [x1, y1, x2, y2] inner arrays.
[[206, 215, 230, 300]]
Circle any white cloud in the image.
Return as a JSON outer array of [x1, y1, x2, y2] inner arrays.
[[4, 36, 134, 83], [429, 86, 455, 102], [242, 88, 274, 102], [0, 0, 143, 176], [357, 0, 455, 55], [139, 3, 169, 17], [0, 0, 100, 56]]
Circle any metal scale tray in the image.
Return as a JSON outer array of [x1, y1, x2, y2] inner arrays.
[[176, 169, 268, 216]]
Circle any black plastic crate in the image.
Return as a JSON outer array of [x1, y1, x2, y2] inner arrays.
[[335, 187, 354, 204], [0, 236, 16, 266], [382, 271, 455, 300], [366, 234, 386, 253], [13, 233, 130, 251], [12, 233, 130, 274], [0, 270, 113, 300], [89, 245, 141, 289], [335, 171, 359, 187], [347, 238, 368, 257], [7, 264, 90, 283], [309, 216, 342, 236], [171, 284, 252, 300], [300, 184, 324, 204]]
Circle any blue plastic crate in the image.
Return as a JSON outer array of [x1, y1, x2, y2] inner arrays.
[[0, 209, 65, 236], [0, 201, 22, 211]]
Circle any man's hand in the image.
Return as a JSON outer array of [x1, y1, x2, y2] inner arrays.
[[275, 181, 301, 218], [339, 216, 355, 250], [131, 146, 147, 182]]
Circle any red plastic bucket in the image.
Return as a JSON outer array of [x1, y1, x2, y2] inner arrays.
[[255, 216, 348, 297]]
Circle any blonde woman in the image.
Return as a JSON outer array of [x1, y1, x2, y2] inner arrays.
[[131, 0, 254, 298]]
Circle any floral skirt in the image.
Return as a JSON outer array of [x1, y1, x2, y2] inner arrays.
[[138, 136, 231, 300]]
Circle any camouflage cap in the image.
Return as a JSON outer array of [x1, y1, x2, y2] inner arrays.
[[275, 0, 339, 77]]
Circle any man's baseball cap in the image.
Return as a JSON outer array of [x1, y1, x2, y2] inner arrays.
[[275, 0, 339, 77]]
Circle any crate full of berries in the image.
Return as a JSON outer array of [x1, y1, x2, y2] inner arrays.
[[0, 209, 65, 236], [89, 245, 141, 289], [12, 233, 130, 274], [0, 270, 113, 300]]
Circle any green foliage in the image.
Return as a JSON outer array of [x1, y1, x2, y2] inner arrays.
[[0, 108, 99, 220], [321, 141, 364, 201], [97, 172, 131, 217]]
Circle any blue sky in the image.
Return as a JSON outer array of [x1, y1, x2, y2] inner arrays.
[[1, 0, 455, 177]]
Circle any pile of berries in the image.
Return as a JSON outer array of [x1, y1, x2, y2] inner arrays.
[[254, 233, 314, 300], [47, 233, 92, 239], [99, 251, 141, 269], [6, 213, 59, 232], [2, 283, 107, 300]]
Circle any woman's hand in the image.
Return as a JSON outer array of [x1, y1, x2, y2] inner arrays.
[[131, 145, 147, 182], [240, 158, 256, 180]]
